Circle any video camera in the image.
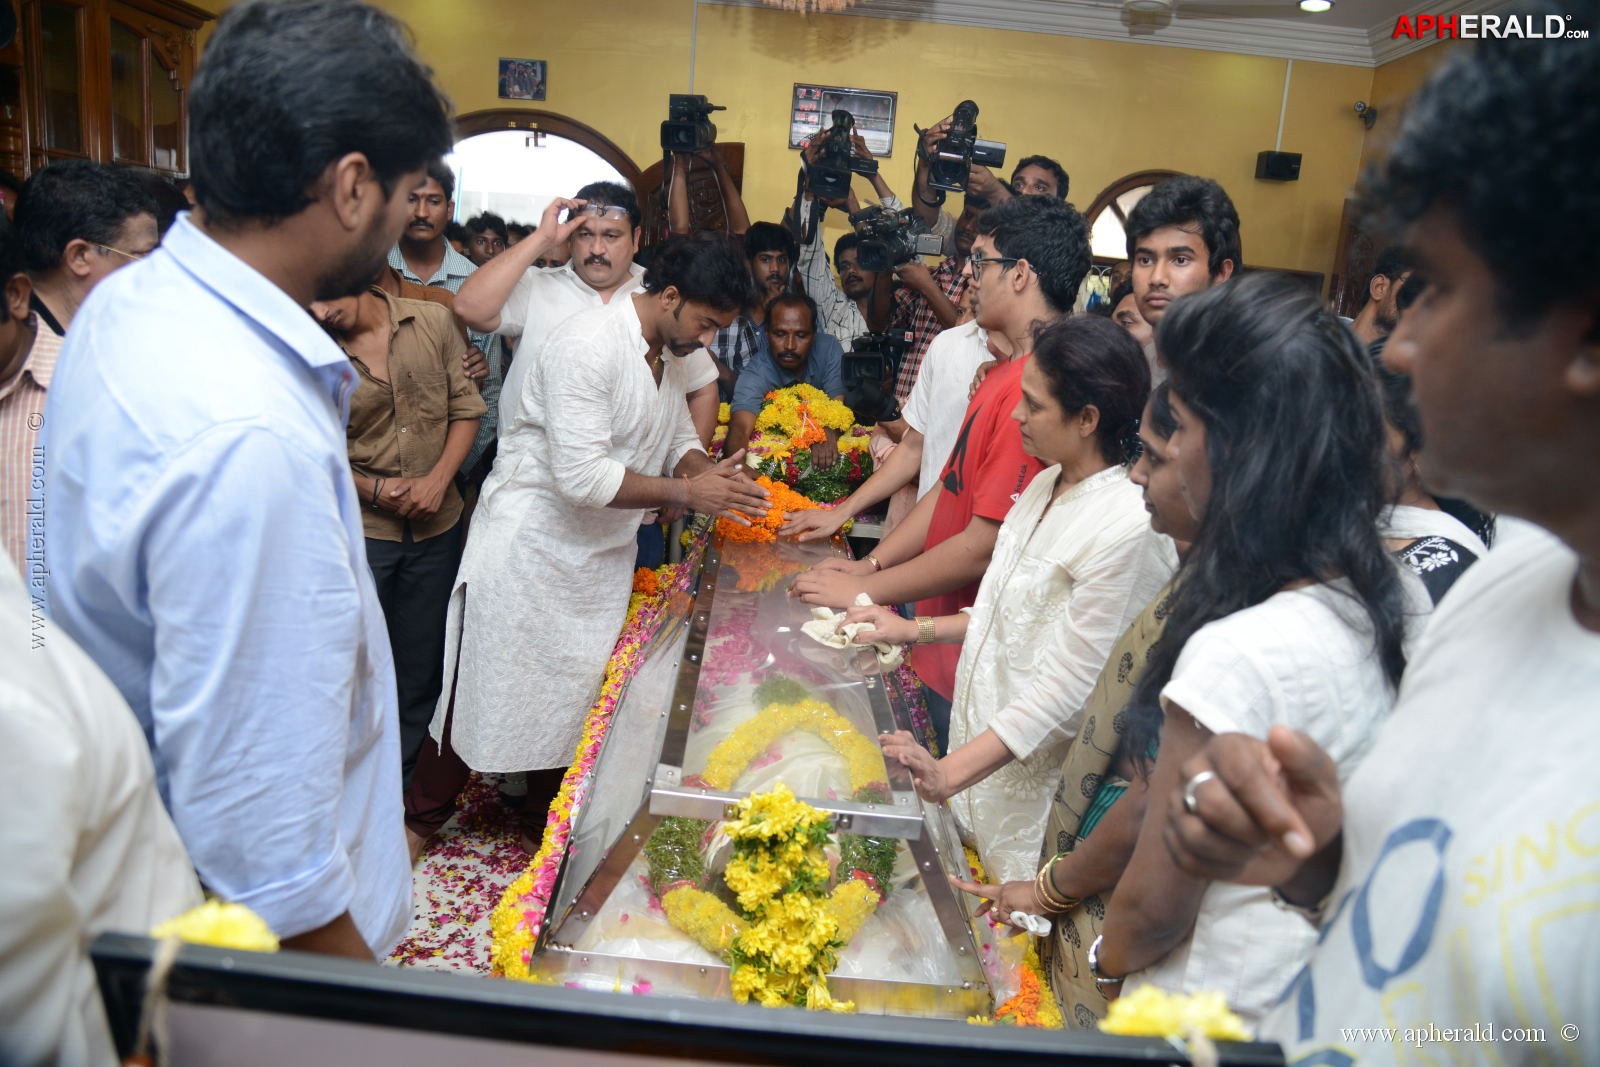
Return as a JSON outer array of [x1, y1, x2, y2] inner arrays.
[[842, 329, 911, 425], [849, 203, 945, 272], [805, 110, 879, 201], [661, 94, 724, 154], [925, 99, 1006, 194]]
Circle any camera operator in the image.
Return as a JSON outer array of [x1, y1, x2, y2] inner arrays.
[[887, 193, 975, 404], [664, 148, 798, 403], [723, 292, 846, 466], [908, 115, 1069, 254], [666, 148, 749, 238], [790, 129, 897, 348]]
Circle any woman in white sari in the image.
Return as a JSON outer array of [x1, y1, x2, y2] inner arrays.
[[850, 316, 1177, 883]]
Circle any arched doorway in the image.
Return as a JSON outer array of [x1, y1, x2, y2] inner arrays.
[[448, 109, 644, 228]]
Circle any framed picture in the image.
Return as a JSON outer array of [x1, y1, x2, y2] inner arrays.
[[789, 84, 897, 157], [498, 58, 546, 101]]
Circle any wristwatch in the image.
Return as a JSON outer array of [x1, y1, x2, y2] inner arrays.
[[1087, 934, 1125, 988]]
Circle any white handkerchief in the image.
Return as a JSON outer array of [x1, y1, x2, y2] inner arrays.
[[799, 592, 904, 669], [1008, 911, 1052, 937]]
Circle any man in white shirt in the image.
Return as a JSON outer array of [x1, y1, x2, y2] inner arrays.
[[453, 182, 717, 440], [1163, 18, 1600, 1065]]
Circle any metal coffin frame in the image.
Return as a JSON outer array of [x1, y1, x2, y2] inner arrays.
[[538, 535, 993, 1017]]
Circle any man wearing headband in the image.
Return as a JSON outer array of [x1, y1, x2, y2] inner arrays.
[[454, 182, 718, 441]]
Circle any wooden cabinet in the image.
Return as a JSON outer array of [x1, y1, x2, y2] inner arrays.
[[4, 0, 212, 179]]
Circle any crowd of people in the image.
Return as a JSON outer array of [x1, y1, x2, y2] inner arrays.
[[1, 0, 1595, 1064]]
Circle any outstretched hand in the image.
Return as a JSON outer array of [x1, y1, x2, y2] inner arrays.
[[948, 875, 1037, 933], [879, 729, 951, 802], [1163, 726, 1344, 889], [779, 506, 848, 542], [686, 450, 770, 526]]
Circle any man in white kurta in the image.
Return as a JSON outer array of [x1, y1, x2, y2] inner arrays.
[[409, 235, 766, 847], [444, 294, 706, 770]]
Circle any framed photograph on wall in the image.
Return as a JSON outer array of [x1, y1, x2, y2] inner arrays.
[[498, 58, 547, 101], [789, 84, 896, 157]]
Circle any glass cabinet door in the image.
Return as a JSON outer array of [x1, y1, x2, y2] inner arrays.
[[38, 2, 88, 154], [108, 17, 147, 165]]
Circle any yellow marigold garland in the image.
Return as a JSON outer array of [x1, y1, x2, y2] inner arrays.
[[1099, 986, 1251, 1042], [754, 383, 854, 445], [662, 886, 748, 955], [152, 900, 279, 952], [699, 698, 886, 796], [491, 536, 707, 980]]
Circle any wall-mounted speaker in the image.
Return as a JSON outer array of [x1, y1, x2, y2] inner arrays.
[[1255, 150, 1302, 182]]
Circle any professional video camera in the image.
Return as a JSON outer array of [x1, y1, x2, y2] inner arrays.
[[805, 110, 878, 201], [842, 329, 911, 425], [924, 99, 1006, 194], [660, 94, 725, 154], [848, 203, 945, 272]]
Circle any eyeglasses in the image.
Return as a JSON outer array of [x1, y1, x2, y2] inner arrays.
[[575, 203, 631, 222], [96, 243, 151, 262], [969, 252, 1022, 276]]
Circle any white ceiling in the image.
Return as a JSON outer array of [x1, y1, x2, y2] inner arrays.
[[708, 0, 1515, 66]]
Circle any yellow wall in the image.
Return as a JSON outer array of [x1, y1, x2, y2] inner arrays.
[[197, 0, 1408, 282], [1358, 41, 1462, 171]]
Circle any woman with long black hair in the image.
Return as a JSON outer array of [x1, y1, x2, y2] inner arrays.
[[1085, 272, 1426, 1022]]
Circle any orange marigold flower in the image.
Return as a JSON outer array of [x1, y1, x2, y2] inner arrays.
[[631, 567, 661, 595], [715, 476, 824, 544]]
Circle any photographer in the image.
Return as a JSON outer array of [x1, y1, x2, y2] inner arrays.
[[909, 113, 1068, 253], [666, 148, 749, 239], [664, 147, 797, 402], [791, 128, 897, 347], [723, 292, 846, 466], [887, 194, 975, 404]]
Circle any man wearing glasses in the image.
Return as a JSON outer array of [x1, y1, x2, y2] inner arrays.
[[793, 196, 1090, 752], [3, 161, 157, 576], [13, 160, 158, 337]]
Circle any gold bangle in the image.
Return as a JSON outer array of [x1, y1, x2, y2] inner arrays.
[[915, 616, 936, 645], [866, 554, 883, 572]]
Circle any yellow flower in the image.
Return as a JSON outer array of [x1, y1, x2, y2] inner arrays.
[[152, 900, 279, 952], [663, 887, 748, 955], [718, 402, 731, 425], [702, 700, 885, 796], [1099, 986, 1252, 1042]]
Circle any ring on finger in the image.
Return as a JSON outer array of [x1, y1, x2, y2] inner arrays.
[[1182, 770, 1217, 816]]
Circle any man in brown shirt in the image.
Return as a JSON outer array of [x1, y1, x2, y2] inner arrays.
[[311, 285, 486, 783]]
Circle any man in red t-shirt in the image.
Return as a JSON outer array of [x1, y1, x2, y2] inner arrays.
[[794, 196, 1090, 749]]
